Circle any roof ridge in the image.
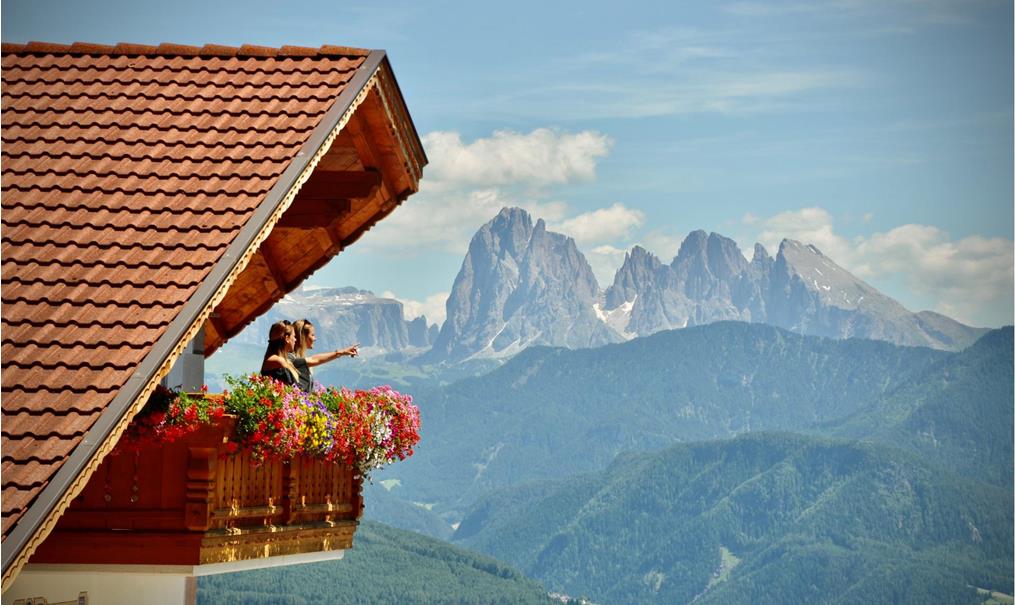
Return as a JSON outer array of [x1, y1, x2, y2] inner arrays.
[[0, 42, 372, 58]]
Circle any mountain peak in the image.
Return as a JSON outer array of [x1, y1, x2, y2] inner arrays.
[[777, 238, 825, 258], [674, 229, 709, 262], [604, 245, 663, 310], [629, 244, 652, 258], [496, 206, 531, 223], [427, 208, 621, 362]]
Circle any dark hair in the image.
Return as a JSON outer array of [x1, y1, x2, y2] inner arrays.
[[263, 321, 298, 378]]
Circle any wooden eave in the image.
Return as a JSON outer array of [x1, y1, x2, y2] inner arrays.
[[1, 49, 427, 589], [203, 54, 426, 355]]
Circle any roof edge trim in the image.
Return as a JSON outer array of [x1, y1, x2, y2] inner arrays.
[[0, 50, 387, 589]]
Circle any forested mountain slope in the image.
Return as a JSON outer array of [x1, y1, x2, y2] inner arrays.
[[453, 433, 1012, 605]]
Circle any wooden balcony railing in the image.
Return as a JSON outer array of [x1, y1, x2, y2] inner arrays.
[[31, 410, 363, 567]]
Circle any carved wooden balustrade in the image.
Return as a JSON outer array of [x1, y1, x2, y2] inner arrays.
[[31, 410, 363, 567]]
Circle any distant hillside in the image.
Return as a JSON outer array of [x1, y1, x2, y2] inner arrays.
[[381, 322, 950, 514], [828, 326, 1014, 487], [197, 521, 554, 605], [370, 323, 1011, 537], [216, 285, 437, 359], [453, 433, 1013, 605]]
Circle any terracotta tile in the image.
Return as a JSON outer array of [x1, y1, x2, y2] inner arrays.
[[2, 460, 63, 489], [1, 300, 181, 327], [2, 509, 26, 536], [2, 262, 214, 293], [0, 42, 371, 543], [2, 434, 80, 464], [0, 255, 220, 289], [1, 191, 264, 220], [2, 365, 135, 393], [2, 486, 37, 514], [2, 411, 100, 439], [1, 343, 147, 371], [1, 392, 114, 415], [1, 138, 300, 164]]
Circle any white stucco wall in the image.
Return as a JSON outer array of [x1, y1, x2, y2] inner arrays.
[[2, 568, 194, 605], [2, 551, 346, 605]]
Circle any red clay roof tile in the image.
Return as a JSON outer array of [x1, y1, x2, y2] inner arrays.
[[3, 42, 369, 58], [2, 412, 101, 440], [1, 435, 80, 465], [1, 42, 372, 545]]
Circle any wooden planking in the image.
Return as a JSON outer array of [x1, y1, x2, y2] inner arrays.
[[352, 91, 413, 199], [199, 82, 424, 356], [317, 131, 363, 172], [275, 198, 352, 230], [296, 169, 381, 201], [260, 228, 332, 287]]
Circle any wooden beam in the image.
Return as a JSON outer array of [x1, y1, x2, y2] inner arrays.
[[297, 169, 381, 200], [257, 247, 288, 295], [205, 315, 230, 354], [277, 198, 351, 230]]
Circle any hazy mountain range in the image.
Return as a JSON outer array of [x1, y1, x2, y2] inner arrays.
[[453, 432, 1011, 605], [365, 322, 1012, 604], [222, 207, 984, 366], [426, 207, 986, 362], [227, 286, 438, 354], [376, 323, 1012, 523], [203, 206, 1010, 604]]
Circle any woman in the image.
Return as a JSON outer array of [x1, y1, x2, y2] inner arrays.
[[260, 321, 300, 386], [289, 318, 358, 392]]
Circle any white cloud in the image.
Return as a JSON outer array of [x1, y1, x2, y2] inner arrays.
[[359, 128, 611, 255], [856, 226, 1013, 317], [756, 207, 855, 263], [382, 290, 450, 327], [551, 203, 645, 246], [639, 230, 685, 263], [360, 188, 570, 254], [421, 128, 612, 192], [586, 245, 630, 288], [750, 207, 1014, 326]]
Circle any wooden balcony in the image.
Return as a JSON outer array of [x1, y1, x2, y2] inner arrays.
[[30, 412, 363, 568]]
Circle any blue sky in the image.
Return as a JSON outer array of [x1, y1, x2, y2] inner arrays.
[[5, 0, 1012, 326]]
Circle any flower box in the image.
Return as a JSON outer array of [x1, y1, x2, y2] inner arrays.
[[31, 412, 361, 567], [30, 379, 419, 568]]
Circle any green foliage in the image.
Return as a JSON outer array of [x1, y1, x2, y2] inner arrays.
[[830, 326, 1014, 487], [453, 433, 1012, 605], [197, 521, 553, 605], [362, 481, 456, 540], [203, 324, 1013, 604], [381, 323, 1011, 522]]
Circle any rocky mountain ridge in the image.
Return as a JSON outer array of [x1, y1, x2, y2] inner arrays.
[[424, 208, 984, 362], [222, 207, 985, 365], [424, 207, 622, 363], [229, 286, 438, 355]]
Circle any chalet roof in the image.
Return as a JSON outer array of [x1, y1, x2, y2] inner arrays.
[[0, 41, 425, 585]]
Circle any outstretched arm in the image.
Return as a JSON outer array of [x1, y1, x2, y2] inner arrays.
[[306, 344, 358, 367]]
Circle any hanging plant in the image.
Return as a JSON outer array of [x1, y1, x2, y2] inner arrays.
[[123, 375, 420, 477]]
